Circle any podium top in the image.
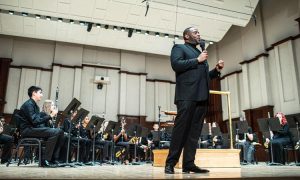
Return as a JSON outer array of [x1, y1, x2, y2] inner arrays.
[[163, 111, 177, 116]]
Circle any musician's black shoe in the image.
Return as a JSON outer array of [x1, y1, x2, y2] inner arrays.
[[41, 160, 57, 168], [182, 165, 209, 173], [164, 164, 174, 174], [1, 159, 8, 164]]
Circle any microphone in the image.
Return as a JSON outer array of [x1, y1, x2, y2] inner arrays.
[[199, 39, 206, 52]]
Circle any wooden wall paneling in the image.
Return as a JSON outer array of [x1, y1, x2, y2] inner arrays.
[[0, 58, 12, 114]]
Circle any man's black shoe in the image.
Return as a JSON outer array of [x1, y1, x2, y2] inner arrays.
[[41, 160, 57, 168], [182, 165, 209, 173], [165, 164, 174, 174]]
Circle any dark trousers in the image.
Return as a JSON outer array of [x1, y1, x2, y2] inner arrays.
[[21, 127, 64, 162], [96, 140, 112, 160], [270, 137, 291, 164], [166, 100, 207, 168], [0, 134, 13, 162]]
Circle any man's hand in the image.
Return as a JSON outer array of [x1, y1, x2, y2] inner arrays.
[[216, 60, 224, 71], [197, 50, 208, 63]]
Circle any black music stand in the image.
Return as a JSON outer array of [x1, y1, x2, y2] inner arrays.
[[86, 116, 104, 166], [71, 108, 89, 166], [59, 98, 81, 168], [57, 98, 81, 128], [237, 121, 249, 134], [212, 126, 222, 137], [104, 121, 118, 165], [127, 124, 142, 165]]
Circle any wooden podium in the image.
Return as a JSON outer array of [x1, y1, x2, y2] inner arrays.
[[153, 149, 241, 168]]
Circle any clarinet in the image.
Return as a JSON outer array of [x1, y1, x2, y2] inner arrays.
[[52, 87, 59, 128]]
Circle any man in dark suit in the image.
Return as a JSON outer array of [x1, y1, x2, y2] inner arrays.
[[165, 27, 224, 174]]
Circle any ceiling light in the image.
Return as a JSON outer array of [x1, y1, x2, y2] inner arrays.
[[70, 19, 74, 24], [80, 21, 85, 26], [145, 31, 149, 35], [21, 12, 28, 16], [121, 27, 125, 32], [128, 28, 133, 37], [8, 11, 14, 15], [58, 18, 63, 22], [35, 14, 41, 19], [174, 35, 179, 40], [96, 24, 101, 28], [113, 26, 118, 30], [104, 25, 109, 29], [46, 16, 51, 20], [164, 34, 169, 38], [136, 29, 141, 34], [155, 32, 160, 37], [87, 22, 93, 32], [209, 41, 214, 45]]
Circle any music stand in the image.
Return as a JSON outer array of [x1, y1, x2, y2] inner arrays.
[[237, 121, 249, 134], [127, 124, 142, 165], [86, 115, 104, 166], [59, 98, 81, 168], [56, 98, 81, 128], [71, 108, 89, 166], [212, 126, 222, 137], [104, 121, 118, 165]]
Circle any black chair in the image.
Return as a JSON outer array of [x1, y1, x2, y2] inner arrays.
[[7, 137, 44, 167], [283, 128, 298, 165]]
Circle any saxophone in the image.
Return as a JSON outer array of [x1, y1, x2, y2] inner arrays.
[[129, 136, 139, 144]]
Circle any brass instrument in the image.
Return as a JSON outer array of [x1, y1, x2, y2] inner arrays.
[[115, 148, 126, 158], [103, 132, 108, 140], [129, 136, 139, 144], [264, 141, 269, 148]]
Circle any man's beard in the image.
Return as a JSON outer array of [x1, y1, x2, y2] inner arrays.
[[189, 38, 199, 45]]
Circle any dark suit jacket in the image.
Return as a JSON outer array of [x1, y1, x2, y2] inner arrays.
[[170, 43, 220, 103]]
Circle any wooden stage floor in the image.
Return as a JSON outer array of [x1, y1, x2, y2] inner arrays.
[[1, 162, 300, 179]]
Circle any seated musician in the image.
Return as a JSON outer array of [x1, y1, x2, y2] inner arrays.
[[136, 136, 149, 161], [235, 126, 257, 164], [94, 120, 113, 162], [60, 110, 78, 162], [114, 121, 131, 164], [79, 116, 92, 163], [0, 116, 13, 164], [17, 86, 64, 167], [264, 112, 292, 164], [147, 123, 161, 149]]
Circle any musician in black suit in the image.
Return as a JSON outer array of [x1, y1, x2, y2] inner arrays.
[[18, 86, 64, 167], [165, 27, 224, 174]]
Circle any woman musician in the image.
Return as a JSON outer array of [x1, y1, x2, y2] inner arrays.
[[264, 112, 292, 164]]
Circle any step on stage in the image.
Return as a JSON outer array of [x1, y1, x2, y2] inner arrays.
[[153, 149, 241, 168]]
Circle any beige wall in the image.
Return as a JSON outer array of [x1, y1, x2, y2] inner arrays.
[[209, 0, 300, 120], [2, 35, 175, 122]]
